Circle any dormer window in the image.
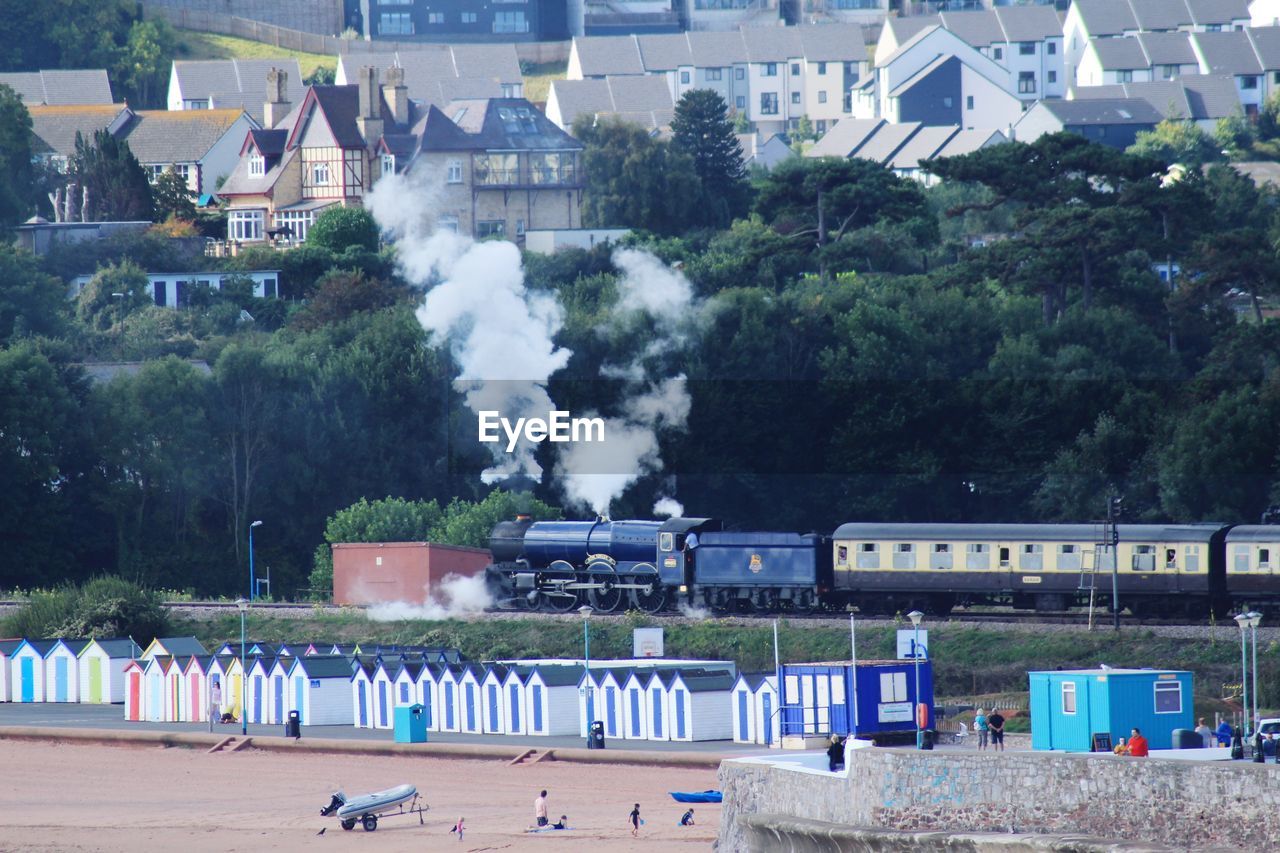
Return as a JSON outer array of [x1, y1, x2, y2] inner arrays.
[[249, 153, 265, 177]]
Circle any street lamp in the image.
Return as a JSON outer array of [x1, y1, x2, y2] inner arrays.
[[1235, 613, 1250, 737], [908, 610, 925, 749], [111, 292, 125, 359], [248, 520, 263, 600], [237, 597, 248, 737], [579, 605, 594, 745], [1248, 611, 1263, 735]]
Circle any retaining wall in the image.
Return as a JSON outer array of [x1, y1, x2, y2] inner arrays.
[[719, 748, 1280, 851]]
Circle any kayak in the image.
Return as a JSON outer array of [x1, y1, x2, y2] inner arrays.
[[669, 790, 722, 804]]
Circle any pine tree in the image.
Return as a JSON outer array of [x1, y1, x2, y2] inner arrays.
[[69, 129, 154, 222], [671, 89, 749, 228], [152, 165, 195, 221]]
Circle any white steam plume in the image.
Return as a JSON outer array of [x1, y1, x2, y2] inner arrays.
[[367, 168, 570, 483], [653, 497, 684, 517], [365, 574, 494, 622], [677, 601, 710, 620]]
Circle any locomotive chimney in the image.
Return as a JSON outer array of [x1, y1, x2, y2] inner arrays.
[[515, 513, 531, 522]]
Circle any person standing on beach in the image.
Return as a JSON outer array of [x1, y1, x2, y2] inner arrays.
[[535, 790, 549, 827], [629, 803, 641, 837], [987, 710, 1005, 752]]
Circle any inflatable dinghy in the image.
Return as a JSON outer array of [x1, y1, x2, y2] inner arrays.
[[669, 790, 722, 804], [320, 784, 423, 831]]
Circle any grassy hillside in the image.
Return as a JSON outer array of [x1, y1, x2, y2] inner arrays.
[[175, 29, 336, 81]]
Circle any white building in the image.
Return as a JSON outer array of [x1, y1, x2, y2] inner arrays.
[[521, 665, 583, 737], [167, 58, 305, 123], [44, 639, 87, 703], [288, 655, 355, 727]]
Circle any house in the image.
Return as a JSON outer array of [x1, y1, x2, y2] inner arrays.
[[544, 75, 675, 132], [139, 637, 208, 660], [9, 639, 54, 703], [1071, 75, 1244, 130], [0, 639, 22, 702], [76, 638, 141, 705], [1030, 668, 1194, 751], [118, 109, 259, 197], [0, 69, 112, 106], [70, 270, 282, 309], [184, 656, 212, 723], [738, 131, 792, 170], [289, 655, 355, 726], [855, 26, 1025, 132], [44, 639, 88, 703], [358, 0, 568, 41], [336, 45, 523, 101], [1190, 29, 1272, 112], [27, 104, 133, 171], [1014, 96, 1163, 146], [167, 58, 305, 122], [807, 118, 1008, 183], [522, 664, 583, 736]]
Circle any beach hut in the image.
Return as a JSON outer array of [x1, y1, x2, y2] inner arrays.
[[351, 659, 375, 729], [164, 655, 188, 721], [370, 659, 396, 729], [0, 639, 21, 702], [522, 665, 582, 737], [666, 671, 734, 742], [143, 657, 168, 721], [205, 656, 235, 720], [44, 639, 88, 703], [480, 665, 508, 735], [415, 663, 441, 730], [579, 668, 627, 739], [393, 661, 422, 709], [733, 673, 780, 745], [245, 657, 271, 725], [620, 671, 650, 741], [501, 667, 529, 735], [140, 637, 207, 660], [10, 639, 55, 703], [289, 655, 354, 726], [436, 665, 462, 732], [265, 657, 293, 724], [123, 659, 146, 721], [184, 656, 212, 722], [459, 664, 484, 734], [646, 670, 675, 742], [77, 638, 141, 705]]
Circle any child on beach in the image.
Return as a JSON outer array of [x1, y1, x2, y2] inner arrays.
[[629, 803, 641, 837], [450, 816, 464, 841]]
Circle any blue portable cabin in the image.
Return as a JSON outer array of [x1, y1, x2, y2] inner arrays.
[[779, 659, 934, 740], [1029, 668, 1193, 752]]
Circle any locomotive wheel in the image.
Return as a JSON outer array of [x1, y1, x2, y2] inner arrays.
[[540, 590, 579, 613], [632, 584, 668, 614], [790, 591, 815, 615], [590, 582, 625, 613]]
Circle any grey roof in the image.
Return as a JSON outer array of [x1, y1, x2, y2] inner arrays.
[[854, 121, 922, 163], [1072, 83, 1128, 99], [796, 24, 867, 63], [155, 636, 208, 657], [550, 76, 672, 130], [1136, 31, 1197, 66], [424, 97, 584, 152], [89, 639, 140, 658], [1227, 525, 1280, 541], [1073, 0, 1139, 37], [636, 33, 693, 71], [573, 34, 645, 76], [1077, 79, 1194, 117], [17, 639, 59, 656], [888, 53, 956, 98], [0, 70, 112, 106], [888, 125, 960, 169], [883, 15, 941, 50], [678, 672, 736, 693], [740, 26, 804, 63], [607, 74, 675, 112], [994, 5, 1063, 43], [1246, 26, 1280, 70], [934, 128, 1007, 158], [1185, 0, 1250, 26], [0, 639, 23, 656], [1128, 0, 1193, 31], [939, 10, 1004, 49], [685, 30, 748, 67], [1091, 37, 1152, 70], [1180, 75, 1246, 117], [28, 104, 132, 158], [832, 522, 1225, 543], [172, 59, 305, 105], [533, 665, 586, 686], [450, 43, 524, 84], [879, 25, 944, 68], [1192, 30, 1263, 74], [807, 118, 886, 158], [120, 109, 251, 164], [338, 44, 521, 95], [55, 638, 91, 655]]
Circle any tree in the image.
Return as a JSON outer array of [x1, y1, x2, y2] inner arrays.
[[68, 129, 153, 222], [0, 83, 33, 225], [305, 66, 336, 86], [0, 243, 67, 343], [115, 19, 176, 108], [288, 269, 403, 331], [670, 89, 749, 228], [151, 166, 195, 221], [75, 259, 150, 333], [307, 206, 380, 253], [1128, 119, 1220, 168]]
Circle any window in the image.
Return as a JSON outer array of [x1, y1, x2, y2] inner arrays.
[[999, 546, 1010, 567], [736, 67, 745, 80], [993, 47, 1003, 61], [1185, 546, 1200, 573], [447, 160, 463, 183], [228, 210, 263, 242], [515, 218, 525, 236], [880, 671, 907, 703], [818, 91, 827, 104], [680, 71, 690, 84], [1118, 70, 1133, 83], [381, 153, 395, 175], [427, 12, 444, 24], [1132, 545, 1156, 572], [1021, 544, 1043, 571], [706, 68, 722, 81], [966, 543, 989, 570], [476, 220, 506, 239], [791, 91, 800, 104], [966, 95, 974, 110], [791, 63, 800, 76], [1243, 75, 1260, 90], [1019, 42, 1035, 55], [1061, 681, 1077, 714], [760, 92, 778, 114], [930, 543, 952, 570], [1234, 545, 1251, 572], [736, 96, 746, 109], [893, 543, 915, 570], [1154, 680, 1182, 714], [856, 543, 879, 569], [1048, 70, 1057, 84], [1018, 71, 1036, 94], [1274, 71, 1280, 85], [836, 545, 848, 566], [272, 209, 314, 243], [379, 12, 413, 34], [818, 61, 827, 75], [493, 10, 528, 33], [438, 214, 459, 233], [462, 12, 477, 23], [530, 152, 572, 184], [474, 152, 516, 184], [1048, 41, 1057, 55], [311, 161, 330, 186], [660, 532, 674, 552], [152, 281, 167, 307], [1261, 548, 1272, 568], [248, 153, 265, 177], [1058, 544, 1081, 571], [1161, 65, 1177, 80], [942, 96, 953, 108], [763, 63, 777, 77], [1164, 548, 1177, 570]]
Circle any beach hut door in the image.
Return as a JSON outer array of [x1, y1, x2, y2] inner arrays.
[[252, 676, 262, 724], [510, 683, 521, 731], [762, 693, 774, 745], [631, 689, 641, 737], [88, 657, 102, 703], [273, 676, 283, 723], [738, 690, 750, 741], [128, 671, 141, 720], [675, 689, 687, 739], [19, 657, 33, 702], [358, 681, 368, 727], [652, 690, 663, 738], [488, 684, 499, 730], [532, 685, 543, 732]]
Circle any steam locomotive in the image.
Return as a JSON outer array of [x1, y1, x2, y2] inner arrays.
[[485, 516, 1280, 618]]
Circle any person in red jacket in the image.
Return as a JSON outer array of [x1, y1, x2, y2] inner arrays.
[[1128, 727, 1149, 757]]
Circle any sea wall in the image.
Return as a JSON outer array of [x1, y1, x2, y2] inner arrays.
[[719, 748, 1280, 851]]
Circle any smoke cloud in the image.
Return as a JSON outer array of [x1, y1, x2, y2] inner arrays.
[[365, 573, 494, 622], [652, 497, 684, 517]]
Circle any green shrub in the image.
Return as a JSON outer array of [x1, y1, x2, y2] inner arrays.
[[1, 576, 170, 644]]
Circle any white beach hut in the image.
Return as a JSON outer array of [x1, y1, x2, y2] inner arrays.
[[370, 659, 396, 729], [458, 664, 484, 734], [351, 659, 376, 729], [164, 655, 187, 721], [245, 656, 271, 725], [123, 658, 146, 721], [142, 657, 167, 721], [0, 638, 21, 702], [265, 657, 292, 724], [501, 667, 529, 735], [481, 665, 508, 734], [670, 671, 734, 741], [44, 639, 88, 703], [10, 639, 54, 703], [140, 637, 207, 660], [289, 655, 354, 726], [77, 638, 141, 705], [393, 661, 421, 709], [415, 663, 441, 730], [436, 665, 463, 732], [620, 670, 650, 741], [184, 656, 212, 723], [523, 665, 582, 737]]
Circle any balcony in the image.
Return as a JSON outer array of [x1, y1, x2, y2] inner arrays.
[[473, 166, 581, 187]]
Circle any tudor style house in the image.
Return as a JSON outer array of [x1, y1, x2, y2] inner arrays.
[[219, 66, 583, 245]]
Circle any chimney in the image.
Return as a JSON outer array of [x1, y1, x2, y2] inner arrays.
[[382, 65, 408, 127], [264, 68, 290, 129], [356, 66, 382, 146]]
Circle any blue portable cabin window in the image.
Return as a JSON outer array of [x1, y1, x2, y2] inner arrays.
[[1061, 681, 1076, 715], [1154, 680, 1182, 714]]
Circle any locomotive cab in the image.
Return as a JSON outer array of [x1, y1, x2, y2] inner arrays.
[[657, 518, 723, 593]]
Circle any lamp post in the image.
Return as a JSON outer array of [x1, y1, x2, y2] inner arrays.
[[1235, 612, 1250, 737], [1249, 611, 1263, 735], [237, 597, 248, 737], [111, 292, 124, 359], [248, 520, 263, 600], [579, 605, 594, 744], [908, 609, 924, 749]]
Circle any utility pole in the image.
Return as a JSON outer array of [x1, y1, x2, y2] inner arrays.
[[1108, 497, 1122, 631]]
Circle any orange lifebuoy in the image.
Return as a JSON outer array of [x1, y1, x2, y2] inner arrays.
[[916, 702, 930, 729]]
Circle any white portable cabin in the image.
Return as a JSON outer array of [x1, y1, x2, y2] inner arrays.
[[351, 659, 376, 729], [370, 659, 396, 729], [436, 665, 463, 732], [78, 638, 141, 704], [393, 661, 422, 710], [523, 665, 583, 736], [10, 639, 55, 703], [164, 656, 188, 721], [44, 639, 88, 703], [245, 656, 271, 725], [415, 663, 442, 730], [481, 665, 508, 734], [620, 670, 650, 741], [733, 673, 780, 745], [123, 659, 146, 721], [458, 665, 484, 734], [264, 657, 293, 724], [501, 667, 530, 735], [289, 655, 354, 726], [0, 639, 21, 701]]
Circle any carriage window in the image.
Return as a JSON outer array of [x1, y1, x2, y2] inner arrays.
[[659, 532, 674, 552], [836, 545, 848, 566], [1058, 544, 1081, 571], [930, 544, 952, 570], [856, 543, 879, 569], [1185, 546, 1199, 572], [1061, 681, 1077, 715], [1165, 548, 1177, 570], [1233, 545, 1250, 572], [999, 547, 1010, 567], [1132, 545, 1156, 572], [1261, 548, 1272, 569], [1021, 544, 1043, 571], [893, 543, 915, 569], [966, 543, 989, 570]]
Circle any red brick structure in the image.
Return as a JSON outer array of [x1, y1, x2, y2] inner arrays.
[[332, 542, 492, 606]]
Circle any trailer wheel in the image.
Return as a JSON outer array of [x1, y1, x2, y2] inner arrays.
[[362, 814, 378, 832], [341, 819, 356, 831]]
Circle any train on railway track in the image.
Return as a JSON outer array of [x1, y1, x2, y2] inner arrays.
[[484, 516, 1280, 618]]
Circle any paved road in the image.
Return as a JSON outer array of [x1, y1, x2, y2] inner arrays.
[[0, 702, 768, 754]]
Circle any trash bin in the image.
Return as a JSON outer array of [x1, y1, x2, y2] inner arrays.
[[394, 704, 428, 744], [1171, 728, 1200, 749], [285, 709, 301, 739], [919, 729, 935, 750], [588, 720, 605, 750]]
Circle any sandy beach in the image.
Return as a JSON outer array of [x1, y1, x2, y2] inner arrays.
[[0, 739, 721, 852]]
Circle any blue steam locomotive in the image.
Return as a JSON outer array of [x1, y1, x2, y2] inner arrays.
[[487, 516, 1280, 617]]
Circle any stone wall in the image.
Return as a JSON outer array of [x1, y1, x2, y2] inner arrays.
[[719, 749, 1280, 851]]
